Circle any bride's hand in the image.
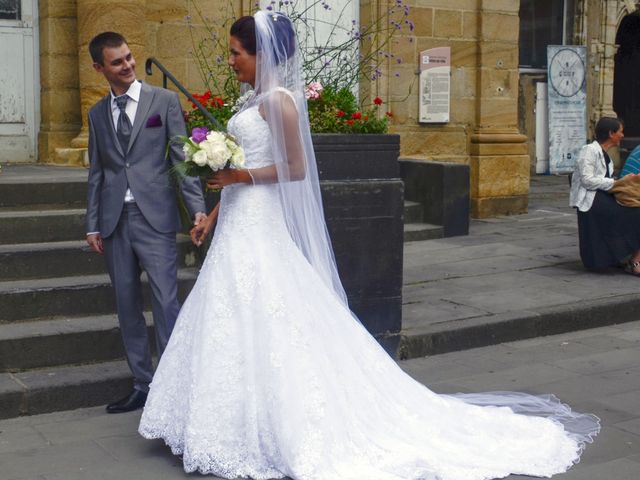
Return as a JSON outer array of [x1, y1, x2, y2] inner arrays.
[[207, 168, 252, 190], [190, 210, 218, 246], [207, 169, 239, 190]]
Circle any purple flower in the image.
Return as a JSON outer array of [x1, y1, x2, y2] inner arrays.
[[191, 127, 209, 144]]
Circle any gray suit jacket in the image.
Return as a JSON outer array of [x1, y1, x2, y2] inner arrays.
[[86, 81, 205, 237]]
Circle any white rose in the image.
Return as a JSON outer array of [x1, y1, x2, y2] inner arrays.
[[191, 149, 208, 166], [230, 146, 245, 168], [199, 138, 231, 170], [206, 131, 226, 143], [182, 142, 196, 161]]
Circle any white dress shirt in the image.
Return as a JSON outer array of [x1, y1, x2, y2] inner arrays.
[[111, 80, 141, 203], [569, 140, 615, 212]]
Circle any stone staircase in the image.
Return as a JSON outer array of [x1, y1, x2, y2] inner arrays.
[[0, 165, 437, 419], [0, 166, 199, 419], [403, 200, 443, 241]]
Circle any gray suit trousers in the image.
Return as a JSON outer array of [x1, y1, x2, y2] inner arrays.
[[103, 203, 179, 393]]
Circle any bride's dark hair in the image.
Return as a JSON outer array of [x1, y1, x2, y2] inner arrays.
[[230, 16, 256, 55], [230, 13, 296, 62]]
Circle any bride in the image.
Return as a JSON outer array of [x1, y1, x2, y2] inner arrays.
[[139, 10, 599, 480]]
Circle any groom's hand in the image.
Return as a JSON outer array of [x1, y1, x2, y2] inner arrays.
[[86, 233, 104, 254], [190, 220, 210, 247]]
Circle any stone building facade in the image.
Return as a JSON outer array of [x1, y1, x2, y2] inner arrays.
[[2, 0, 638, 218], [518, 0, 640, 172]]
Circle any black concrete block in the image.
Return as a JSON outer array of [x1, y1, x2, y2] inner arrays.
[[314, 134, 401, 180], [399, 158, 470, 237]]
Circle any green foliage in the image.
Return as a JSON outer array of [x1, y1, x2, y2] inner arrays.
[[307, 86, 389, 134]]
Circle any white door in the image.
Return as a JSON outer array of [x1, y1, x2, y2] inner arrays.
[[0, 0, 38, 163]]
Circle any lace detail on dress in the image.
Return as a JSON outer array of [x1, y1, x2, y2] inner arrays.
[[139, 106, 599, 480]]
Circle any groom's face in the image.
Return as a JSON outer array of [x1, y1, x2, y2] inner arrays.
[[93, 43, 137, 95]]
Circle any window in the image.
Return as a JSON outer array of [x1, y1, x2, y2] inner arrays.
[[519, 0, 574, 70], [0, 0, 20, 21]]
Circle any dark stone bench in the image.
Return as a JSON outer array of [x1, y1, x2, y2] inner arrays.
[[314, 134, 404, 355], [399, 158, 470, 237]]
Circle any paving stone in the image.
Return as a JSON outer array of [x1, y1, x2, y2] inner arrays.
[[0, 424, 48, 454], [553, 348, 640, 375], [402, 299, 489, 330], [501, 325, 625, 348], [441, 363, 577, 391], [443, 287, 582, 315], [33, 409, 141, 445], [42, 460, 202, 479], [574, 426, 640, 466], [0, 440, 116, 479], [592, 390, 640, 416], [528, 458, 640, 480], [614, 417, 640, 436]]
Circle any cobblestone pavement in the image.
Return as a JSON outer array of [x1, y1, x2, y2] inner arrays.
[[2, 320, 639, 480]]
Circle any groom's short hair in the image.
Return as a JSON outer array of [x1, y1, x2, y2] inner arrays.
[[89, 32, 128, 65]]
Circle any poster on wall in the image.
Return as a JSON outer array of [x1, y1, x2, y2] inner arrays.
[[419, 47, 450, 123], [547, 45, 587, 174]]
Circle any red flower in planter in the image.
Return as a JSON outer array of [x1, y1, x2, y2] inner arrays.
[[386, 111, 393, 117], [347, 119, 354, 126], [336, 110, 346, 118], [374, 97, 383, 106], [213, 96, 224, 107], [352, 112, 362, 120]]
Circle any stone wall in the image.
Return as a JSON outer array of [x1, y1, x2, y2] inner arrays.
[[381, 0, 528, 217], [38, 0, 81, 166]]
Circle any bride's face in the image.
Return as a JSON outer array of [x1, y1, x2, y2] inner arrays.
[[229, 36, 256, 86]]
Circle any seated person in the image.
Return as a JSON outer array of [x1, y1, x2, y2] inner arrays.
[[620, 144, 640, 176], [569, 117, 640, 275]]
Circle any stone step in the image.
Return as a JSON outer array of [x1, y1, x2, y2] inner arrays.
[[0, 165, 87, 208], [0, 236, 200, 281], [0, 314, 153, 372], [0, 360, 132, 419], [404, 223, 444, 242], [0, 208, 86, 244], [0, 270, 198, 323], [403, 200, 424, 224]]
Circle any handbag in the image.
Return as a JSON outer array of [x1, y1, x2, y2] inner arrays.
[[610, 174, 640, 207]]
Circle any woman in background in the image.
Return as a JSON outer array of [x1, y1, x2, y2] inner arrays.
[[570, 117, 640, 274]]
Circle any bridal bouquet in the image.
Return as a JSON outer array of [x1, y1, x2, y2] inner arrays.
[[172, 126, 245, 178]]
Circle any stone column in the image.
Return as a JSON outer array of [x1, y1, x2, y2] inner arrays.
[[469, 0, 530, 218], [55, 0, 146, 165]]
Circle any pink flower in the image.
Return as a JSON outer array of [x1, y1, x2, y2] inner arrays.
[[305, 81, 324, 100]]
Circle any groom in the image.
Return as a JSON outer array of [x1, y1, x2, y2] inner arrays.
[[85, 32, 206, 413]]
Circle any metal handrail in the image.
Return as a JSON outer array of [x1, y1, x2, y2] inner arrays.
[[145, 57, 224, 132]]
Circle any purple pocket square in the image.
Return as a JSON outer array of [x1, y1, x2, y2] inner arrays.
[[145, 114, 162, 128]]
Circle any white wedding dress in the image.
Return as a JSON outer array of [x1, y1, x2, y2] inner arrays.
[[139, 105, 599, 480]]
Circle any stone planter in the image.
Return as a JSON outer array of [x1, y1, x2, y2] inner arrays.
[[313, 134, 404, 355]]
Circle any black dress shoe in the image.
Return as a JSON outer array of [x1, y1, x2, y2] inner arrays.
[[106, 389, 148, 414]]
